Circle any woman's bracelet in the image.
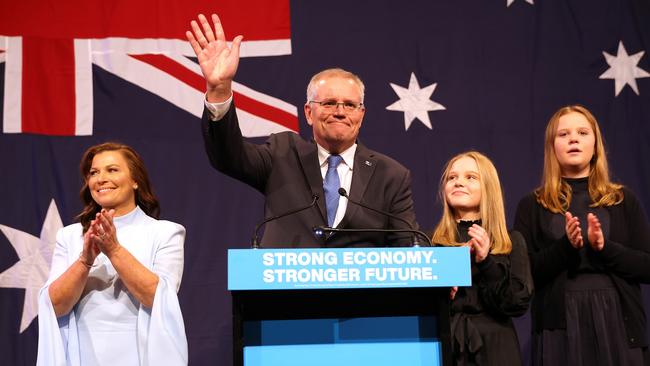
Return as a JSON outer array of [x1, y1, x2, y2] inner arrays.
[[78, 255, 97, 269]]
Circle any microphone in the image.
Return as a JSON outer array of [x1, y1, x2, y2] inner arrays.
[[312, 226, 432, 247], [251, 194, 319, 249], [335, 188, 432, 246]]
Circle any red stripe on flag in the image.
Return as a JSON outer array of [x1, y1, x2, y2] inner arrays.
[[0, 0, 291, 41], [22, 37, 76, 135], [129, 54, 298, 132], [233, 92, 298, 133]]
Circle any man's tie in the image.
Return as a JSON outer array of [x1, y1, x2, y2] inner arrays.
[[324, 155, 343, 227]]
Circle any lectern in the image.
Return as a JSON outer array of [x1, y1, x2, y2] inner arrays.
[[228, 247, 470, 366]]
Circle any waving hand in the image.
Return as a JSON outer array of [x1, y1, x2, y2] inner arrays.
[[186, 14, 243, 102]]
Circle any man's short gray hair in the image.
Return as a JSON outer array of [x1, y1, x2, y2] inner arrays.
[[306, 68, 365, 103]]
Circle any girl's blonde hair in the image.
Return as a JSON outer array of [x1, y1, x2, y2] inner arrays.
[[432, 151, 512, 254]]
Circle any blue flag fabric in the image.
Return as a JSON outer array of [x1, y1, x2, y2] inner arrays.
[[1, 1, 650, 365]]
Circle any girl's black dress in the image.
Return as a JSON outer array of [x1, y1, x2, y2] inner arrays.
[[449, 220, 533, 366], [514, 178, 650, 365]]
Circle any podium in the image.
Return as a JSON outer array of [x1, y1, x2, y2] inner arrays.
[[228, 247, 471, 366]]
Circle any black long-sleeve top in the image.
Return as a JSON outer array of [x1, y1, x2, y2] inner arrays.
[[514, 179, 650, 347], [451, 221, 533, 318], [448, 221, 533, 365]]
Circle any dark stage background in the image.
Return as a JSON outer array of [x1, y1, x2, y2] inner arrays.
[[1, 0, 649, 365]]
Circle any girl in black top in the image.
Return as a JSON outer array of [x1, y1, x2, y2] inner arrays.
[[433, 151, 533, 366], [514, 105, 650, 365]]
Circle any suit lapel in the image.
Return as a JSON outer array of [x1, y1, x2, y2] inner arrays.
[[296, 140, 327, 224], [338, 143, 377, 229]]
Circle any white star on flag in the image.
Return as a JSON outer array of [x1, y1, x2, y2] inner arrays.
[[0, 199, 62, 333], [386, 72, 446, 131], [507, 0, 534, 7], [599, 41, 650, 96]]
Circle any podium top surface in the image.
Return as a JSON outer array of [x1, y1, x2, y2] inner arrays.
[[228, 247, 471, 291]]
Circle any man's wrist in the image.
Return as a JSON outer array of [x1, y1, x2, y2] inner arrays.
[[206, 83, 232, 103]]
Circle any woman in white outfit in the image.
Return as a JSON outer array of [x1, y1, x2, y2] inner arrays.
[[37, 142, 187, 366]]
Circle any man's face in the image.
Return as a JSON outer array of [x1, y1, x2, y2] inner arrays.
[[304, 76, 365, 153]]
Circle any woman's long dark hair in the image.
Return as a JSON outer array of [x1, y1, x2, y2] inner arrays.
[[76, 142, 160, 232]]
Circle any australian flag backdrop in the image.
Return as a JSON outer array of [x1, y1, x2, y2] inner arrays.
[[1, 0, 650, 365]]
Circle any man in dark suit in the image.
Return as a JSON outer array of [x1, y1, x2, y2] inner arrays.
[[187, 14, 419, 247]]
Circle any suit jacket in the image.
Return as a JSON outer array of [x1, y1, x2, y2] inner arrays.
[[201, 104, 418, 248]]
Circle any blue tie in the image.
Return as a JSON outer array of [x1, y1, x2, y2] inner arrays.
[[324, 155, 343, 227]]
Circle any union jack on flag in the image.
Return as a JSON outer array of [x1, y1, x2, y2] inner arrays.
[[0, 0, 297, 137], [0, 1, 299, 364]]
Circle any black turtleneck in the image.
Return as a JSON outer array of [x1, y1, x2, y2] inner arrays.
[[562, 177, 610, 273], [456, 219, 479, 242]]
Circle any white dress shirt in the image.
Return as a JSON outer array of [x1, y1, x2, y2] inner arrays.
[[205, 95, 233, 121]]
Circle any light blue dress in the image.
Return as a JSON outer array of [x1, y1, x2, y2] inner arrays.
[[37, 206, 187, 366]]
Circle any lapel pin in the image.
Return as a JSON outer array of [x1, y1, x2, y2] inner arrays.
[[365, 160, 372, 166]]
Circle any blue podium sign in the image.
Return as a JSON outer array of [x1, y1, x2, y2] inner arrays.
[[228, 247, 471, 290], [230, 247, 471, 366]]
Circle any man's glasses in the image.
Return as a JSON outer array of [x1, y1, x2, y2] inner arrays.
[[309, 100, 364, 112]]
